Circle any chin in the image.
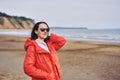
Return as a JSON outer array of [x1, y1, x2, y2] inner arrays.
[[43, 36, 47, 39]]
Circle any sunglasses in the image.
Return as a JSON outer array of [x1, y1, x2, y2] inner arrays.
[[40, 28, 49, 32]]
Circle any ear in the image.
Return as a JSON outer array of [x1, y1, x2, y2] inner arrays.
[[35, 30, 38, 34]]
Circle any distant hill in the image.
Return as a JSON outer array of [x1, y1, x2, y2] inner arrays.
[[0, 12, 34, 29], [50, 27, 88, 29]]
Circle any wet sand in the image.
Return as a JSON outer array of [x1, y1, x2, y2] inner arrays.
[[0, 34, 120, 80]]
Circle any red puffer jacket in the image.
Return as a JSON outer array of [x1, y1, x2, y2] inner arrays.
[[24, 34, 66, 80]]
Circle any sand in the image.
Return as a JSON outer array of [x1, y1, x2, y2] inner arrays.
[[0, 34, 120, 80]]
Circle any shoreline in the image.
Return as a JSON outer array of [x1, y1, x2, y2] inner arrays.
[[0, 34, 120, 45], [0, 29, 120, 44]]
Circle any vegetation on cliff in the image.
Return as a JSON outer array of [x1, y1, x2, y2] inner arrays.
[[0, 12, 34, 29]]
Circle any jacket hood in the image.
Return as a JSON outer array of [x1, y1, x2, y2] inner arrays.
[[24, 37, 34, 51]]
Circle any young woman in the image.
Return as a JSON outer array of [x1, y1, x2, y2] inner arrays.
[[24, 22, 66, 80]]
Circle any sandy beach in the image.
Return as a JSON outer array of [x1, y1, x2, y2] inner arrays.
[[0, 34, 120, 80]]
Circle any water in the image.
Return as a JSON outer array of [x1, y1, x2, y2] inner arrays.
[[50, 28, 120, 43], [0, 28, 120, 43]]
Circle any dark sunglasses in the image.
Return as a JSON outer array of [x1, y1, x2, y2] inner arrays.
[[40, 28, 49, 32]]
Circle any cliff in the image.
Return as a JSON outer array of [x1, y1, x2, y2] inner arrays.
[[0, 12, 34, 29]]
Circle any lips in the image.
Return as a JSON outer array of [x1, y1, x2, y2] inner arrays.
[[43, 33, 47, 35], [42, 33, 47, 37]]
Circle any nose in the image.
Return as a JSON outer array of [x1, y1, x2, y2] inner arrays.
[[44, 30, 47, 32]]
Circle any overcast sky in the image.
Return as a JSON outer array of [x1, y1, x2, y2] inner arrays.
[[0, 0, 120, 29]]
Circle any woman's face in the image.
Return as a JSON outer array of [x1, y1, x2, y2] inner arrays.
[[35, 23, 49, 41]]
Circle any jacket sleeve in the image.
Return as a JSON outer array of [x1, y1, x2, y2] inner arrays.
[[49, 33, 66, 51], [24, 45, 50, 79]]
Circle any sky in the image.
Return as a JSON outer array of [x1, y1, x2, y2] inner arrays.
[[0, 0, 120, 29]]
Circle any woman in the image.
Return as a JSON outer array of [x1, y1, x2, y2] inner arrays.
[[24, 22, 66, 80]]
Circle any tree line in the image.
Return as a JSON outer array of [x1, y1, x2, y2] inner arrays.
[[0, 12, 34, 24]]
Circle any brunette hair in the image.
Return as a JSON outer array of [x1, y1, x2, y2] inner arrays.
[[31, 22, 49, 40]]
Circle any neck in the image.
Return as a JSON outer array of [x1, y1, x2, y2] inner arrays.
[[38, 38, 44, 42]]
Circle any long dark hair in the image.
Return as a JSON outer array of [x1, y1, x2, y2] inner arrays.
[[31, 22, 49, 40]]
